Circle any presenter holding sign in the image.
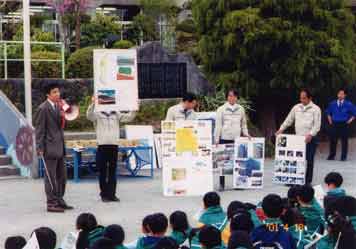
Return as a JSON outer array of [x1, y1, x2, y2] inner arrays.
[[276, 89, 321, 184]]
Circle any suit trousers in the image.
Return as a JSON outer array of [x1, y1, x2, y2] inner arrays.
[[96, 145, 118, 198], [306, 138, 318, 184], [43, 157, 67, 206]]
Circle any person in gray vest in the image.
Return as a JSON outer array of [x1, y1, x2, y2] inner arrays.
[[165, 93, 197, 121], [214, 89, 250, 144], [34, 83, 73, 213], [276, 89, 321, 184], [87, 97, 136, 202]]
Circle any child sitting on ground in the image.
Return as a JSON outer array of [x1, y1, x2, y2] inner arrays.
[[153, 237, 179, 249], [191, 192, 228, 249], [296, 185, 325, 236], [227, 231, 253, 249], [199, 226, 224, 249], [136, 213, 168, 249], [324, 172, 346, 209], [33, 227, 57, 249], [251, 194, 296, 249], [4, 236, 26, 249], [169, 211, 192, 245], [103, 224, 127, 249], [90, 238, 115, 249], [76, 213, 105, 249]]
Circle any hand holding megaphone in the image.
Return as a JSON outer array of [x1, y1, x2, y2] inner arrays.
[[58, 99, 80, 121]]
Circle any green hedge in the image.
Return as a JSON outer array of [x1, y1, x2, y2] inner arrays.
[[32, 51, 62, 78], [66, 46, 98, 78], [113, 40, 135, 49]]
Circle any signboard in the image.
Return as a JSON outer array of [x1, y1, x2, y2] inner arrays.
[[94, 49, 138, 112], [161, 120, 213, 196], [273, 134, 306, 185], [233, 137, 265, 189]]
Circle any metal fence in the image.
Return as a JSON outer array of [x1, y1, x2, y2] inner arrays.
[[0, 40, 65, 79]]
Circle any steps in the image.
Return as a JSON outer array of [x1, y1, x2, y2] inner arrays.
[[0, 146, 21, 178]]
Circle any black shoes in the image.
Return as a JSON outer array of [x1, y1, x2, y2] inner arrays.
[[327, 156, 335, 160], [101, 196, 120, 202]]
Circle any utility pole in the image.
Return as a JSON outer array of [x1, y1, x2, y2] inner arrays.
[[23, 0, 32, 123]]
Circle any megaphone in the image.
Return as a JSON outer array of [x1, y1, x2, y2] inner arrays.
[[59, 99, 79, 121]]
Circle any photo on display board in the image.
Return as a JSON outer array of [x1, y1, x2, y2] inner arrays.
[[277, 136, 287, 147], [172, 168, 186, 181], [287, 150, 294, 157], [97, 89, 116, 105], [253, 143, 264, 159], [296, 151, 304, 158], [236, 143, 248, 159], [117, 56, 135, 80], [278, 150, 286, 156]]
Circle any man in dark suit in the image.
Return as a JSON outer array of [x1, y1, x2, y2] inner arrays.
[[34, 83, 73, 212]]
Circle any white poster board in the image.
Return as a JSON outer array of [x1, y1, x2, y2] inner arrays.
[[94, 49, 138, 112], [161, 120, 213, 196], [273, 134, 306, 185], [233, 137, 265, 189], [125, 125, 156, 168]]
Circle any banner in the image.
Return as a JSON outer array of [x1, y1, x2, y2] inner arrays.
[[233, 137, 265, 189], [273, 134, 306, 185], [94, 49, 138, 112], [161, 120, 213, 196]]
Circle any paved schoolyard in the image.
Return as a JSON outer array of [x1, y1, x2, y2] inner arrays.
[[0, 158, 355, 247]]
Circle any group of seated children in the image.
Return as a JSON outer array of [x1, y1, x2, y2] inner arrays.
[[5, 172, 356, 249]]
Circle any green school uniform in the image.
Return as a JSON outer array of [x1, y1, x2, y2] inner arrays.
[[316, 235, 335, 249], [248, 209, 262, 227], [191, 206, 228, 249], [88, 226, 105, 247], [116, 245, 128, 249], [170, 228, 192, 245], [299, 201, 325, 236], [136, 236, 162, 249], [327, 188, 346, 197]]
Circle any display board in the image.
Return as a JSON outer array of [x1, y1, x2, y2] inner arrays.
[[161, 120, 213, 196], [233, 137, 265, 189], [273, 134, 306, 185], [94, 49, 138, 112]]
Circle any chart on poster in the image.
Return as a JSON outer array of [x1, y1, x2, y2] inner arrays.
[[161, 120, 213, 196], [273, 134, 306, 185], [233, 137, 265, 189], [93, 49, 138, 112]]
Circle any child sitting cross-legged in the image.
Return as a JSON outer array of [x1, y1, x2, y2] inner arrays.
[[324, 172, 346, 209], [199, 226, 224, 249], [169, 211, 192, 246], [103, 224, 127, 249], [251, 194, 296, 249]]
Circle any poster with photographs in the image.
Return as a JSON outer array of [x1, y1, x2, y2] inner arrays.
[[213, 144, 235, 175], [94, 49, 138, 112], [273, 135, 306, 185], [233, 137, 265, 189], [161, 120, 213, 196]]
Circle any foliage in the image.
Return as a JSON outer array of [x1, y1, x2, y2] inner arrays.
[[130, 0, 178, 44], [176, 19, 200, 62], [32, 51, 62, 78], [81, 14, 122, 47], [192, 0, 356, 96], [66, 46, 98, 78], [113, 40, 135, 49]]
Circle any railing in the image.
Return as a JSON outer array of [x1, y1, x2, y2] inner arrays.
[[0, 40, 65, 79], [0, 90, 37, 177]]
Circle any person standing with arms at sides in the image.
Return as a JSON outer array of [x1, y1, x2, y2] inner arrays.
[[34, 83, 73, 213], [214, 89, 250, 144], [276, 89, 321, 184], [326, 89, 355, 161], [87, 97, 136, 202], [165, 93, 197, 121]]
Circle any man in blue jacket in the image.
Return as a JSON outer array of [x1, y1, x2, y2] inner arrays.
[[326, 88, 355, 161]]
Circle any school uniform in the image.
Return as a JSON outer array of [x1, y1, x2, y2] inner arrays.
[[170, 228, 192, 245], [34, 99, 68, 210], [191, 206, 229, 249], [87, 104, 136, 200], [251, 218, 296, 249], [214, 103, 249, 144], [298, 202, 325, 237], [326, 99, 355, 160], [136, 236, 162, 249], [165, 103, 197, 121], [279, 101, 321, 184]]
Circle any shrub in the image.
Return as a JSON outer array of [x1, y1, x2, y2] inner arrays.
[[32, 51, 62, 78], [113, 40, 135, 49], [66, 46, 98, 78]]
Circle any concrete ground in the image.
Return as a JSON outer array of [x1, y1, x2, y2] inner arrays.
[[0, 158, 355, 247]]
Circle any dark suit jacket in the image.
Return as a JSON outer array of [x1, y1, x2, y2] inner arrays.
[[34, 100, 65, 159]]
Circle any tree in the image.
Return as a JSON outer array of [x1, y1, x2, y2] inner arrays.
[[192, 0, 356, 140], [46, 0, 90, 50], [80, 14, 121, 47]]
